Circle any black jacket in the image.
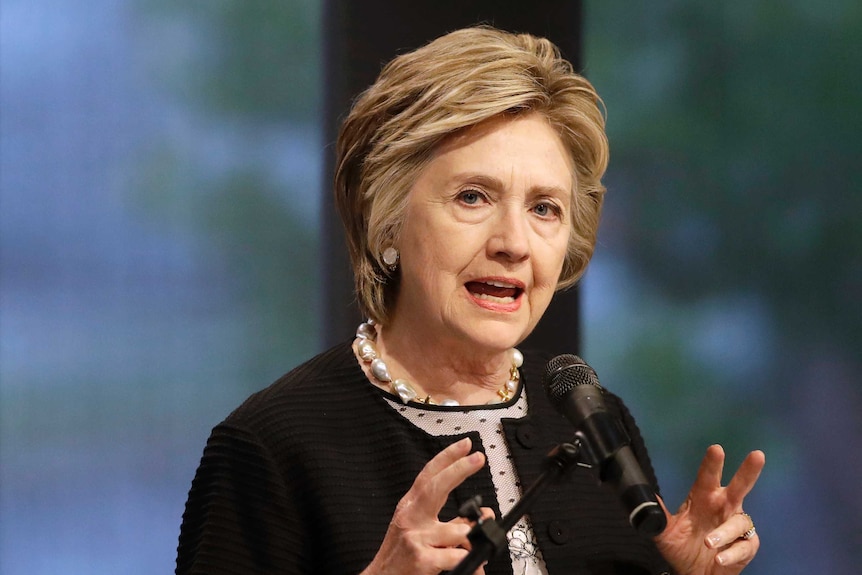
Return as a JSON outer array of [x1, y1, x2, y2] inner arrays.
[[176, 342, 672, 575]]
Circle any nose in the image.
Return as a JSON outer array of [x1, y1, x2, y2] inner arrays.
[[487, 203, 530, 262]]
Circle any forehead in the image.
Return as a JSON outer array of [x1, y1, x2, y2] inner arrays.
[[421, 112, 576, 190]]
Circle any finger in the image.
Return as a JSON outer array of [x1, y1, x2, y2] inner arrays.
[[431, 520, 473, 548], [714, 537, 759, 568], [411, 438, 476, 498], [416, 547, 469, 573], [689, 444, 726, 495], [448, 506, 495, 528], [705, 512, 757, 549], [417, 437, 474, 479], [479, 506, 495, 522], [447, 505, 496, 552], [725, 450, 766, 508], [424, 451, 486, 508], [407, 439, 485, 514]]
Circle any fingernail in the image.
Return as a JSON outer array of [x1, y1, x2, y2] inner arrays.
[[468, 451, 484, 464], [707, 533, 722, 548], [715, 553, 725, 566]]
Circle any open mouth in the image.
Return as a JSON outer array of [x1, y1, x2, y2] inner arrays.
[[465, 280, 524, 303]]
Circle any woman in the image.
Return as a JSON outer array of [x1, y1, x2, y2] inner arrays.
[[176, 26, 765, 575]]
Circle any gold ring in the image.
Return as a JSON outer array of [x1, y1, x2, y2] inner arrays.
[[735, 512, 756, 540]]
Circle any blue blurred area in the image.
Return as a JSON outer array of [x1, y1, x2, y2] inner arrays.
[[1, 1, 859, 574], [1, 1, 321, 573]]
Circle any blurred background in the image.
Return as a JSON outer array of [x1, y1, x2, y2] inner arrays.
[[1, 1, 859, 573]]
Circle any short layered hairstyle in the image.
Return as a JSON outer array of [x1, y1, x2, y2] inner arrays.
[[334, 26, 609, 325]]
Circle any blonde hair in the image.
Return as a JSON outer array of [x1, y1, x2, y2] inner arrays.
[[334, 26, 609, 325]]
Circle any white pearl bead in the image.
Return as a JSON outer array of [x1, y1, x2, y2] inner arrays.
[[512, 348, 523, 368], [357, 339, 377, 362], [439, 399, 460, 407], [392, 379, 418, 404], [370, 358, 392, 382], [382, 246, 399, 267], [356, 322, 376, 340]]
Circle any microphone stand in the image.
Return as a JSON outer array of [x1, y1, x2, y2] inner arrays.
[[450, 432, 595, 575]]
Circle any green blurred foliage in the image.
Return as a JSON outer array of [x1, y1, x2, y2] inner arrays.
[[134, 0, 323, 387], [202, 170, 320, 381], [584, 1, 862, 566], [142, 0, 321, 121], [586, 1, 861, 346]]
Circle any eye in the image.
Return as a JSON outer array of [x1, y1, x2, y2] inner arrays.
[[533, 200, 562, 219], [457, 189, 486, 205]]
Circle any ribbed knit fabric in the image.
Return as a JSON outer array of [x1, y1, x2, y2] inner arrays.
[[176, 342, 673, 575]]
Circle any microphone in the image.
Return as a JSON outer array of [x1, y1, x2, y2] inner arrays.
[[543, 354, 667, 536]]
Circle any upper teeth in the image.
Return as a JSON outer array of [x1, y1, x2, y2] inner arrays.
[[484, 280, 516, 288]]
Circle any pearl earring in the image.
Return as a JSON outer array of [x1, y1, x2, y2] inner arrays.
[[382, 246, 399, 271]]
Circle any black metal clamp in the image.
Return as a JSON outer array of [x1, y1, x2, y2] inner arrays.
[[449, 434, 591, 575]]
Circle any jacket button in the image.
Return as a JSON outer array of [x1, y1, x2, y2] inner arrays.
[[547, 520, 569, 544], [515, 423, 538, 448]]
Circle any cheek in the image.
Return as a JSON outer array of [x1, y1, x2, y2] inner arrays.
[[411, 220, 480, 272], [535, 235, 570, 287], [401, 238, 462, 296]]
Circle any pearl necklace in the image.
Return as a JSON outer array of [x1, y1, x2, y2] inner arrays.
[[353, 320, 523, 407]]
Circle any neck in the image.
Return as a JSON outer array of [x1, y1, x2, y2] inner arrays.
[[372, 322, 518, 405]]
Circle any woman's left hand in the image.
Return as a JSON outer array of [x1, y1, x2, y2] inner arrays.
[[654, 444, 765, 575]]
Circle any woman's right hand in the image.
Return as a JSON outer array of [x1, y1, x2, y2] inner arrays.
[[360, 437, 490, 575]]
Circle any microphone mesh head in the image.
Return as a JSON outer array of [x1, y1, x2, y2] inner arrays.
[[543, 354, 601, 407]]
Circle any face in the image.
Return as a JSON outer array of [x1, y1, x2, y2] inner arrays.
[[390, 113, 573, 354]]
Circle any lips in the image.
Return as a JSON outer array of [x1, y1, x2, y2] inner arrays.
[[465, 280, 523, 302]]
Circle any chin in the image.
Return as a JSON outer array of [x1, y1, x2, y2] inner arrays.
[[457, 317, 531, 352]]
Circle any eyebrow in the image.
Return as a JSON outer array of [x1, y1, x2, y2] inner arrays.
[[448, 172, 572, 199]]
